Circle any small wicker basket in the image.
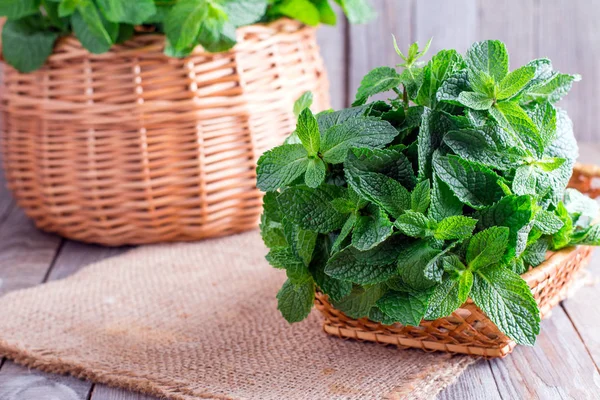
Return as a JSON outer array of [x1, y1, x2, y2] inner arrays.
[[0, 19, 330, 246], [315, 163, 599, 358]]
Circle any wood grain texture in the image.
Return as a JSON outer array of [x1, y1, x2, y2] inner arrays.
[[476, 0, 536, 68], [91, 385, 157, 400], [437, 361, 502, 400], [537, 0, 600, 142], [414, 0, 477, 57], [316, 8, 347, 110], [347, 0, 412, 104]]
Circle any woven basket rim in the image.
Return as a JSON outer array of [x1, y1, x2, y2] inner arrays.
[[0, 17, 308, 62]]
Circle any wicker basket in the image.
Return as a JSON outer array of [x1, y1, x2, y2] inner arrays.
[[0, 19, 330, 246], [315, 163, 599, 358]]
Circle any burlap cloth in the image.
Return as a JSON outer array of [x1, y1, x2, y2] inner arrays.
[[0, 231, 476, 399]]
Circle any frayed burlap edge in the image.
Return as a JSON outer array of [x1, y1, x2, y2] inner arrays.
[[0, 337, 477, 400]]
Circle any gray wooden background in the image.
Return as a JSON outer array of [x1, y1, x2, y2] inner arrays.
[[316, 0, 600, 142]]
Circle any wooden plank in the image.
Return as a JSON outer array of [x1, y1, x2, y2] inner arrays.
[[414, 0, 477, 57], [316, 8, 347, 110], [91, 385, 158, 400], [437, 361, 502, 400], [348, 0, 412, 105], [489, 306, 600, 399], [537, 0, 600, 142], [476, 0, 536, 68]]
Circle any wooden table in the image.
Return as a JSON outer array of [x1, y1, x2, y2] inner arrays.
[[1, 147, 599, 400]]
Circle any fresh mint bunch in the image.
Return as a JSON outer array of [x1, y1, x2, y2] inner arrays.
[[0, 0, 373, 73], [258, 39, 596, 346]]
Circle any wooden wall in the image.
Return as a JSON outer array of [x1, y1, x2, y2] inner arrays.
[[316, 0, 600, 142]]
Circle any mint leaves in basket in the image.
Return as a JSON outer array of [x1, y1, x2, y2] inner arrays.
[[0, 0, 373, 73], [257, 39, 600, 346]]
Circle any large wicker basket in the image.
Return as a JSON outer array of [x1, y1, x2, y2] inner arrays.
[[0, 19, 330, 246], [315, 163, 599, 358]]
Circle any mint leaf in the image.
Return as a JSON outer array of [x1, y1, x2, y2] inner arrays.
[[466, 40, 509, 83], [564, 188, 599, 226], [497, 66, 536, 100], [331, 213, 357, 252], [433, 153, 504, 209], [345, 153, 411, 218], [273, 0, 320, 25], [425, 271, 473, 319], [310, 237, 352, 301], [317, 105, 368, 132], [293, 91, 314, 117], [257, 144, 309, 191], [222, 0, 268, 27], [436, 70, 470, 106], [326, 237, 403, 284], [72, 3, 117, 54], [398, 241, 442, 290], [435, 216, 477, 241], [321, 117, 398, 164], [277, 185, 347, 233], [466, 227, 510, 270], [296, 108, 320, 156], [471, 265, 540, 345], [416, 49, 464, 108], [349, 147, 416, 190], [165, 0, 209, 52], [353, 66, 402, 106], [305, 158, 326, 188], [411, 179, 431, 213], [418, 109, 462, 180], [376, 289, 432, 326], [0, 0, 39, 19], [534, 209, 564, 234], [352, 205, 393, 251], [428, 174, 463, 222], [1, 18, 59, 73], [522, 73, 581, 105], [277, 278, 315, 323], [525, 102, 557, 151], [490, 101, 542, 157], [457, 91, 494, 110], [96, 0, 157, 25], [266, 247, 310, 281], [332, 284, 385, 319], [395, 211, 433, 238], [334, 0, 375, 24]]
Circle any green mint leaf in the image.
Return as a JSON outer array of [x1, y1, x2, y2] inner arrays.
[[0, 0, 39, 19], [525, 102, 557, 151], [165, 0, 209, 52], [471, 265, 540, 345], [196, 7, 236, 53], [457, 91, 494, 110], [466, 227, 510, 270], [444, 126, 527, 171], [326, 237, 404, 284], [564, 188, 599, 227], [222, 0, 268, 27], [273, 0, 320, 25], [277, 278, 315, 323], [534, 209, 564, 235], [332, 213, 357, 253], [305, 158, 326, 188], [435, 215, 477, 241], [314, 0, 337, 25], [522, 239, 549, 268], [416, 49, 464, 108], [395, 211, 434, 238], [317, 105, 368, 132], [398, 241, 442, 290], [376, 289, 432, 326], [310, 237, 353, 301], [418, 109, 462, 180], [551, 202, 574, 249], [266, 247, 310, 281], [321, 117, 398, 164], [257, 144, 309, 192], [398, 66, 424, 99], [352, 205, 393, 251], [522, 72, 581, 105], [353, 66, 402, 106], [497, 65, 536, 100], [72, 3, 118, 54], [489, 101, 543, 157], [428, 174, 463, 222], [349, 147, 416, 190], [332, 284, 385, 319], [335, 0, 375, 24], [58, 0, 78, 17], [277, 185, 347, 233], [296, 108, 320, 156], [96, 0, 156, 25], [411, 179, 431, 213], [571, 225, 600, 246], [534, 157, 566, 172], [285, 223, 318, 266], [433, 153, 504, 209], [436, 70, 470, 106], [466, 40, 509, 83], [293, 91, 314, 117], [345, 153, 411, 218], [1, 18, 59, 73], [425, 271, 473, 319]]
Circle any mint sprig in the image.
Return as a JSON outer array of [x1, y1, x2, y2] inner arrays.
[[259, 39, 595, 347]]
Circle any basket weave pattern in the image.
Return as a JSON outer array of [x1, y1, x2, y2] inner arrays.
[[315, 164, 599, 358], [0, 19, 329, 245]]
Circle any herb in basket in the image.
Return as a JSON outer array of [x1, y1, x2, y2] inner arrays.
[[0, 0, 373, 73], [257, 39, 597, 346]]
